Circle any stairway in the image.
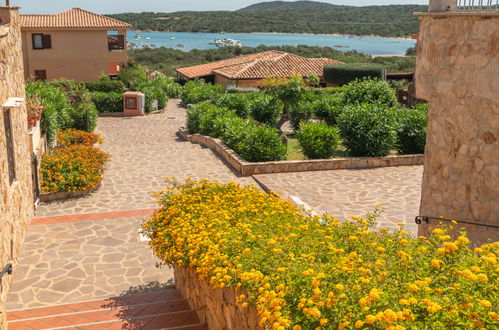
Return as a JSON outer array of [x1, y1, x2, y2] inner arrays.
[[7, 288, 207, 330]]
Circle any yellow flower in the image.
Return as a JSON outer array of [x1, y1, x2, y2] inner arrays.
[[349, 236, 358, 242], [355, 320, 364, 328], [431, 259, 444, 269], [365, 315, 376, 324], [479, 299, 491, 307], [432, 228, 444, 235], [427, 302, 442, 313], [443, 242, 459, 253]]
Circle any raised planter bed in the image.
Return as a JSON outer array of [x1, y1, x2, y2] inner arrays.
[[177, 128, 424, 176], [40, 183, 101, 202], [174, 266, 261, 330]]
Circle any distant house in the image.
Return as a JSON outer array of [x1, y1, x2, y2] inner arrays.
[[20, 8, 131, 81], [176, 51, 342, 88]]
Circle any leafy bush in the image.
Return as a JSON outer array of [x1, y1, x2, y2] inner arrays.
[[117, 63, 148, 88], [296, 122, 340, 159], [235, 125, 287, 162], [313, 93, 344, 126], [197, 105, 230, 137], [83, 80, 126, 93], [57, 129, 102, 146], [151, 76, 183, 98], [289, 100, 315, 131], [396, 103, 428, 154], [337, 103, 397, 157], [140, 84, 168, 112], [324, 63, 387, 85], [342, 78, 397, 107], [215, 93, 254, 118], [40, 145, 109, 193], [91, 92, 123, 113], [249, 95, 283, 126], [144, 179, 498, 330], [181, 80, 224, 105]]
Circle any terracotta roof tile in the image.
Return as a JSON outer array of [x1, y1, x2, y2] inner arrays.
[[21, 8, 131, 30], [176, 51, 341, 80]]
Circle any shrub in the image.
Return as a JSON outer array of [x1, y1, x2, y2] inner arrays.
[[313, 93, 344, 126], [181, 80, 224, 105], [68, 101, 98, 132], [337, 103, 397, 157], [117, 63, 148, 88], [186, 102, 209, 133], [324, 63, 387, 86], [197, 105, 231, 137], [91, 92, 123, 113], [233, 125, 287, 162], [83, 80, 126, 93], [57, 129, 102, 146], [144, 179, 498, 330], [40, 145, 109, 193], [140, 84, 168, 112], [151, 76, 183, 98], [289, 100, 315, 131], [296, 122, 340, 159], [249, 95, 283, 127], [342, 78, 398, 107], [215, 93, 254, 118], [396, 103, 428, 154]]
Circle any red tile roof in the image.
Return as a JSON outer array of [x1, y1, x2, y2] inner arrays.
[[176, 51, 341, 80], [21, 8, 131, 30]]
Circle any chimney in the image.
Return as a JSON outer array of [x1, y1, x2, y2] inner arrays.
[[6, 0, 10, 7]]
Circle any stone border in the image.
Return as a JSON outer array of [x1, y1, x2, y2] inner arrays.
[[177, 128, 424, 176], [40, 183, 101, 203], [174, 266, 261, 330], [98, 109, 166, 117]]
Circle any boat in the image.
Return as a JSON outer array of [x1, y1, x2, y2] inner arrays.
[[170, 37, 176, 40], [134, 34, 141, 39], [333, 44, 350, 48], [209, 38, 243, 47], [145, 37, 151, 40], [176, 44, 185, 48]]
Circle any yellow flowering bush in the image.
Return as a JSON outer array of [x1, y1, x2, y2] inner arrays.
[[143, 179, 499, 329]]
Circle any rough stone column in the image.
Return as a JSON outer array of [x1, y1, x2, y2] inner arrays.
[[428, 0, 457, 12], [414, 12, 499, 245]]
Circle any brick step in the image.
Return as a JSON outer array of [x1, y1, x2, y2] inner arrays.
[[7, 288, 208, 330]]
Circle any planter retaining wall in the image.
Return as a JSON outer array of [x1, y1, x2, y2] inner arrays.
[[40, 183, 101, 202], [177, 128, 424, 177], [174, 266, 261, 330]]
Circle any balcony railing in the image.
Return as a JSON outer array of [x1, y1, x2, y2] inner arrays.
[[108, 35, 125, 51], [456, 0, 499, 10]]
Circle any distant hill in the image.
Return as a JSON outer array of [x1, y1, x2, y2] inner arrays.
[[108, 4, 427, 37], [238, 1, 335, 12]]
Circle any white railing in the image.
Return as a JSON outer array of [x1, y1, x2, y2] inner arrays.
[[456, 0, 499, 10]]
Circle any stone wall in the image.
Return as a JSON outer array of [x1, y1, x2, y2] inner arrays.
[[174, 266, 261, 330], [0, 6, 34, 327], [415, 12, 499, 244]]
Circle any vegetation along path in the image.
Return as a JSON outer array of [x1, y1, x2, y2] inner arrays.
[[7, 99, 422, 328]]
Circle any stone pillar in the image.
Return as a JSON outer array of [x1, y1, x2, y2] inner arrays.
[[428, 0, 457, 12], [414, 12, 499, 245]]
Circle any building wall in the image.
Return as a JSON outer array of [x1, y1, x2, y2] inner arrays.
[[214, 74, 264, 89], [21, 29, 127, 81], [415, 13, 499, 244], [0, 6, 34, 327]]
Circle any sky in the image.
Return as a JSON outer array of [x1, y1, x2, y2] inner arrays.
[[14, 0, 428, 14]]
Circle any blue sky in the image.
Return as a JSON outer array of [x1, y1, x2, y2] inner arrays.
[[15, 1, 428, 14]]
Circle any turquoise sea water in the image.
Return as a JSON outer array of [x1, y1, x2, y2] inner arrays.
[[127, 31, 416, 56]]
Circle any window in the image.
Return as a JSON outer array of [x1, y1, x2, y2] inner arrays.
[[3, 108, 16, 184], [32, 33, 51, 50], [34, 70, 47, 81]]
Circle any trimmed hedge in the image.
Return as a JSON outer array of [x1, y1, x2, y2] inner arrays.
[[296, 122, 340, 159], [215, 93, 256, 118], [83, 80, 126, 93], [91, 92, 123, 113], [181, 80, 224, 105], [342, 78, 398, 107], [324, 63, 387, 86]]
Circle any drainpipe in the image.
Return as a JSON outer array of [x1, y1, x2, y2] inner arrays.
[[428, 0, 457, 12]]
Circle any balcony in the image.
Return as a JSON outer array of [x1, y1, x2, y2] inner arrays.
[[108, 35, 125, 51], [456, 0, 499, 11]]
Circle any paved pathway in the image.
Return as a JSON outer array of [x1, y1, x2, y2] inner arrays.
[[255, 165, 423, 235]]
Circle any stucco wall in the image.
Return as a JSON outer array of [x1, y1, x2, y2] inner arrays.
[[214, 74, 264, 88], [22, 29, 127, 81], [415, 13, 499, 244], [0, 6, 34, 328]]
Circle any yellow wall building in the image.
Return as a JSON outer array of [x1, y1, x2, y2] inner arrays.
[[21, 8, 131, 81]]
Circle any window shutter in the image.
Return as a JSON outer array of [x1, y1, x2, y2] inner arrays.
[[42, 34, 52, 49]]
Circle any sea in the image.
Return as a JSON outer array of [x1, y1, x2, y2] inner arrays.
[[126, 31, 416, 56]]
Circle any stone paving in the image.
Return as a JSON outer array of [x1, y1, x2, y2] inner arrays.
[[36, 100, 257, 217], [6, 216, 172, 310], [254, 165, 423, 235]]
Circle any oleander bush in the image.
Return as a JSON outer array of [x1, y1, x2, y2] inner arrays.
[[57, 129, 103, 146], [40, 145, 109, 193], [396, 103, 429, 155], [144, 179, 498, 330], [289, 100, 315, 131], [91, 92, 123, 113], [313, 93, 344, 126], [83, 80, 126, 93], [151, 76, 183, 98], [140, 84, 168, 112], [235, 125, 287, 162], [337, 103, 397, 157], [342, 78, 397, 107], [215, 93, 256, 118], [181, 79, 224, 105], [249, 94, 284, 127], [296, 122, 340, 159]]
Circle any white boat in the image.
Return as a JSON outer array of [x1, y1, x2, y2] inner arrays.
[[170, 37, 176, 40], [209, 38, 243, 47], [145, 37, 151, 40], [134, 34, 141, 39]]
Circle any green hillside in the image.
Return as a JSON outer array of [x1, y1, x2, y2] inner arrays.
[[107, 4, 426, 37], [238, 1, 335, 12]]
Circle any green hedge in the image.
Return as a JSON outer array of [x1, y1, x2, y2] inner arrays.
[[342, 78, 398, 107], [181, 80, 224, 105], [91, 92, 123, 113], [289, 100, 315, 131], [324, 63, 387, 86], [215, 93, 256, 118], [249, 94, 284, 127], [83, 80, 126, 93], [313, 93, 344, 126], [396, 103, 428, 154], [296, 122, 340, 159]]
